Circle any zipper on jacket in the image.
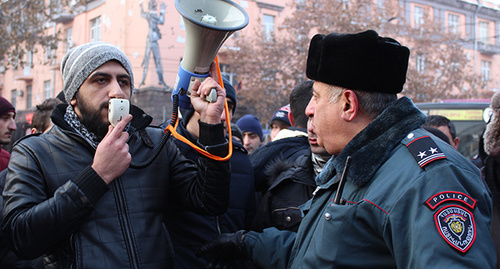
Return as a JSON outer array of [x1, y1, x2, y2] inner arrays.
[[114, 179, 141, 269]]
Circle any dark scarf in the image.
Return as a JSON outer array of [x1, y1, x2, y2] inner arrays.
[[316, 97, 426, 187]]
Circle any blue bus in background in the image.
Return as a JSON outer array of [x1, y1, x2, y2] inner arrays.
[[415, 100, 492, 160]]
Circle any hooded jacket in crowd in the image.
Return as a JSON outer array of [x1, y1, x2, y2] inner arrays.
[[251, 148, 317, 232], [250, 127, 309, 194]]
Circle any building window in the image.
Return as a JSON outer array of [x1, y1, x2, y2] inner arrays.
[[263, 14, 275, 41], [448, 14, 459, 34], [90, 16, 101, 42], [24, 51, 33, 76], [478, 21, 489, 44], [11, 89, 16, 108], [481, 60, 491, 81], [416, 54, 426, 73], [26, 85, 32, 109], [220, 64, 236, 85], [414, 6, 425, 27], [65, 27, 73, 53], [45, 46, 55, 62], [44, 80, 52, 100]]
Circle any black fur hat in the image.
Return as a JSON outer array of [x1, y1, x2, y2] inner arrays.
[[306, 30, 410, 94]]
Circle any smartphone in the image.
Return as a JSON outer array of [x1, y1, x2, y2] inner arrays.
[[108, 99, 130, 126]]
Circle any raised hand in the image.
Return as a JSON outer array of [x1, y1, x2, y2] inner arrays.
[[190, 62, 226, 125], [91, 114, 132, 184]]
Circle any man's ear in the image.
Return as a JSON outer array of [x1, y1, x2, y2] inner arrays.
[[341, 90, 359, 122], [453, 137, 460, 149]]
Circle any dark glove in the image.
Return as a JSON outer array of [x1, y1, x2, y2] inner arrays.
[[198, 230, 246, 267]]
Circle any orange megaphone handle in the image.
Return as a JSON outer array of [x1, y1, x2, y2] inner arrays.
[[166, 56, 233, 161]]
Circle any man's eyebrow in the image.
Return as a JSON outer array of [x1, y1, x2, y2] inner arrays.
[[89, 72, 110, 78], [117, 74, 131, 81]]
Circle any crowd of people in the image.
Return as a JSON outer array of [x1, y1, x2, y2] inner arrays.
[[0, 28, 498, 269]]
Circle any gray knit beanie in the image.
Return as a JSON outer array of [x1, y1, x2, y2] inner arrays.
[[61, 42, 134, 104]]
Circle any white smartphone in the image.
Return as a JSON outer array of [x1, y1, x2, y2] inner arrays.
[[108, 99, 130, 126]]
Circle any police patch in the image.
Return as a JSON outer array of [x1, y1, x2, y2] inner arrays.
[[434, 205, 476, 253], [406, 135, 446, 168], [426, 191, 476, 210]]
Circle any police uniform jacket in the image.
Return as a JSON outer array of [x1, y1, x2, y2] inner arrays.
[[242, 97, 495, 268], [2, 104, 230, 268]]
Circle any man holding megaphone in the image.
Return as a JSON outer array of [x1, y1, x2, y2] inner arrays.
[[2, 42, 231, 268]]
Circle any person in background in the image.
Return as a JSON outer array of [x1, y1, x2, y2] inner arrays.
[[1, 42, 230, 268], [423, 115, 459, 150], [250, 81, 312, 195], [269, 105, 292, 141], [480, 91, 500, 268], [31, 98, 63, 134], [164, 77, 256, 268], [422, 126, 453, 146], [0, 98, 43, 268], [0, 97, 16, 171], [236, 114, 264, 155], [251, 118, 331, 232], [200, 30, 495, 268]]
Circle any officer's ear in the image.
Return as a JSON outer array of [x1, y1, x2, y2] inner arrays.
[[340, 90, 359, 122]]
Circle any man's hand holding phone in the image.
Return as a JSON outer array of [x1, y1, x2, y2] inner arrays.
[[92, 113, 132, 184]]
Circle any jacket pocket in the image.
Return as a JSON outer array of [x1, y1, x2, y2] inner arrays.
[[162, 223, 175, 267], [272, 207, 302, 230]]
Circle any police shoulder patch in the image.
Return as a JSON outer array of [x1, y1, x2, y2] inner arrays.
[[406, 135, 446, 168], [434, 205, 476, 253]]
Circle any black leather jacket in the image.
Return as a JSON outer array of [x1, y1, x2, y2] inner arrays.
[[2, 104, 230, 268]]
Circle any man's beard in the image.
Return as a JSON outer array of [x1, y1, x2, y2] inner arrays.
[[76, 94, 109, 139]]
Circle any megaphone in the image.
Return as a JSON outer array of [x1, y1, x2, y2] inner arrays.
[[173, 0, 249, 109]]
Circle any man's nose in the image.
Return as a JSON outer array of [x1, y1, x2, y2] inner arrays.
[[109, 80, 127, 98], [9, 118, 17, 131]]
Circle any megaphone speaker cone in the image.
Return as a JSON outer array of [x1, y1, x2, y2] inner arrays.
[[172, 0, 249, 110]]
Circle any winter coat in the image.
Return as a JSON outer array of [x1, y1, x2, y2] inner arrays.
[[251, 149, 316, 232], [1, 104, 230, 268], [250, 128, 309, 193], [0, 169, 43, 268], [165, 121, 256, 268], [242, 97, 495, 268]]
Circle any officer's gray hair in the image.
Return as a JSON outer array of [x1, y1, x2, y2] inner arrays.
[[327, 84, 397, 117]]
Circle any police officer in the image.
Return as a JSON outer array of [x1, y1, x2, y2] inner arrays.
[[200, 30, 495, 268]]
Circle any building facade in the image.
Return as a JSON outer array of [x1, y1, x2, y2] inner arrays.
[[404, 0, 500, 89], [0, 0, 290, 124]]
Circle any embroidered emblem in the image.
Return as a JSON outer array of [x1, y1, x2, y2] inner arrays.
[[434, 205, 475, 253], [406, 136, 446, 168], [426, 191, 476, 210]]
